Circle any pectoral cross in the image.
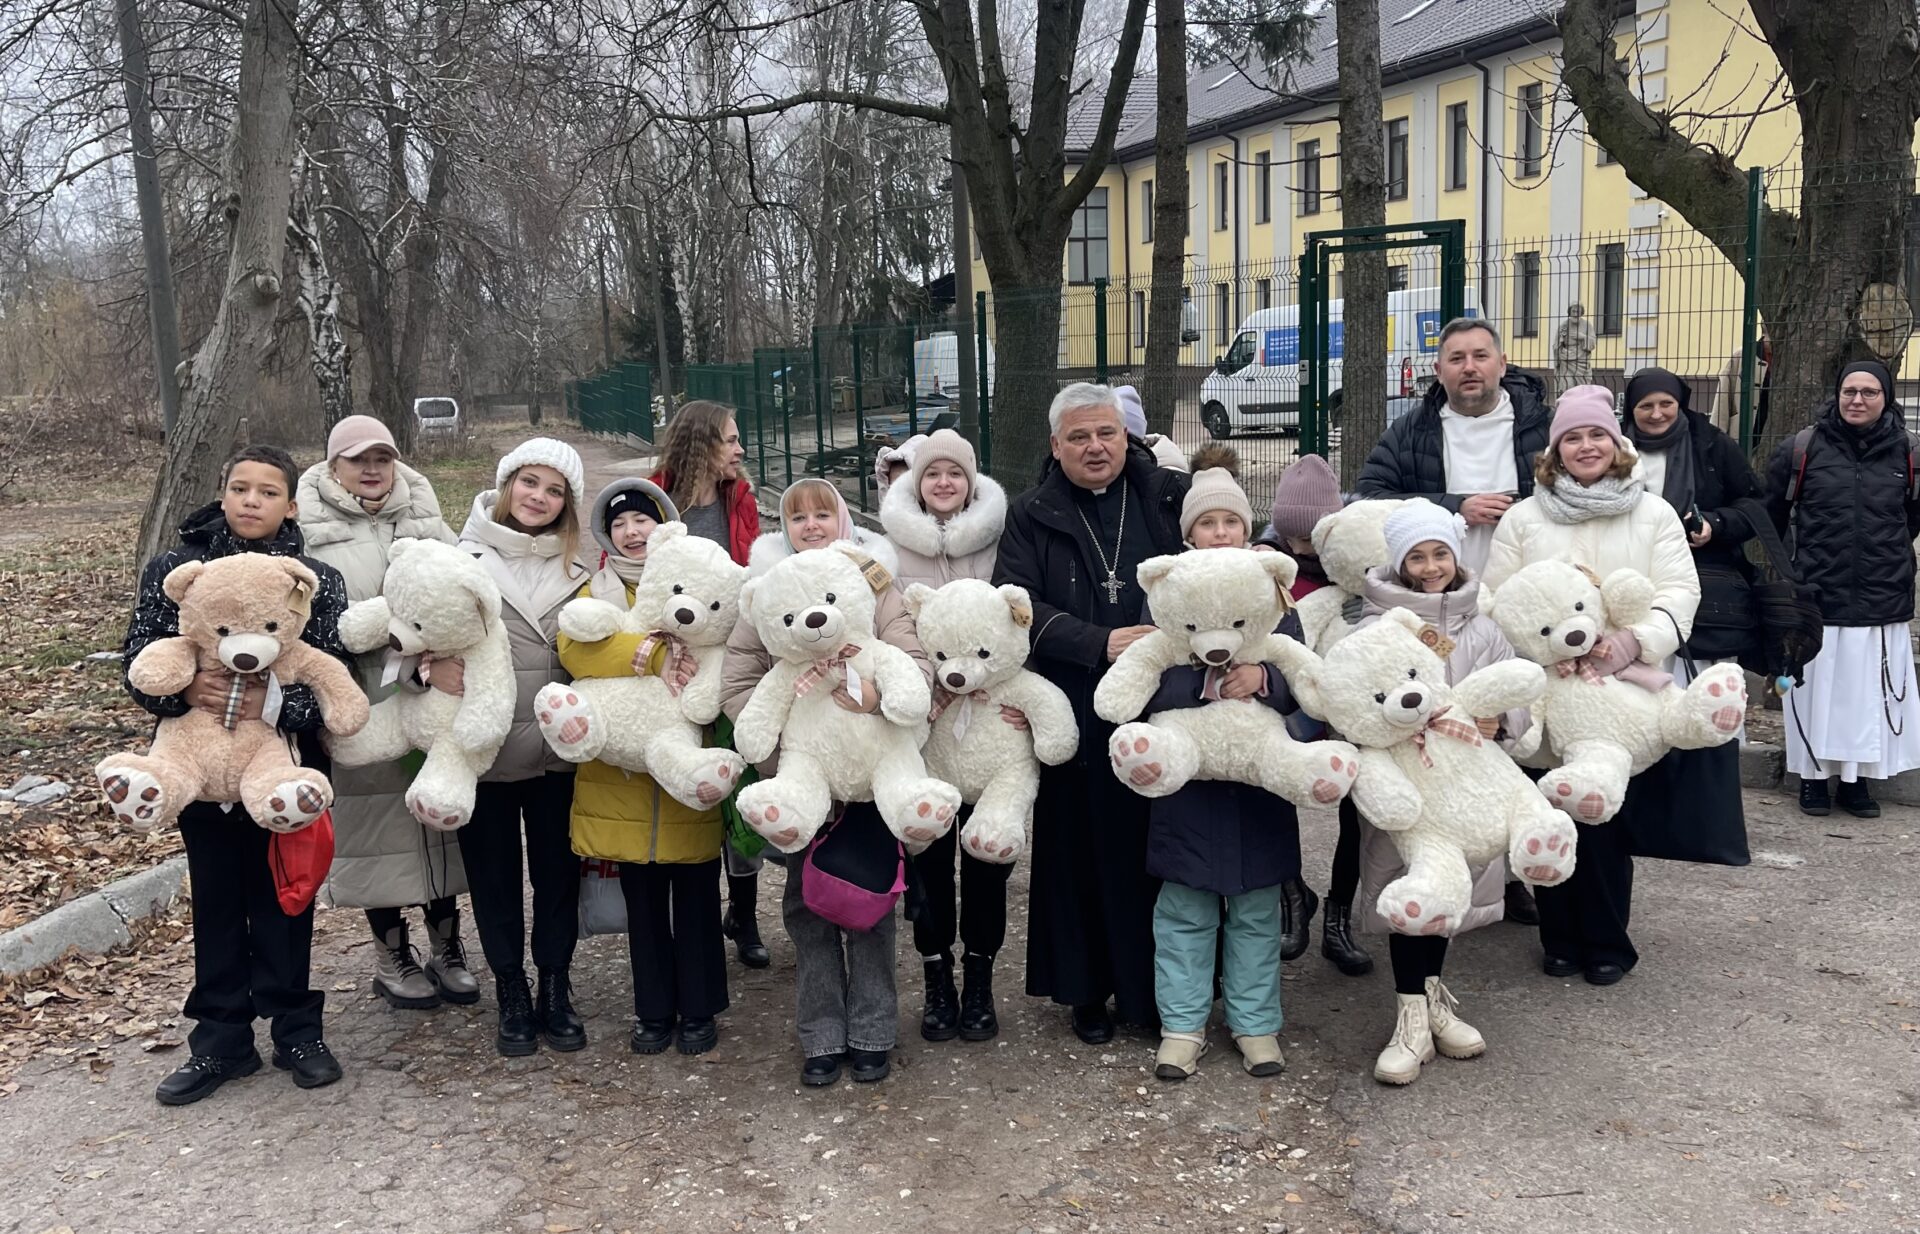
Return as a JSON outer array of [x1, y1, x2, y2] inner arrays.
[[1100, 570, 1123, 604]]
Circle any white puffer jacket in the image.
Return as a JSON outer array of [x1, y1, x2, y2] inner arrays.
[[880, 470, 1007, 589]]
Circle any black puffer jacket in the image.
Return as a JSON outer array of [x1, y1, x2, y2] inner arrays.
[[1765, 404, 1920, 627], [121, 503, 352, 731], [1354, 370, 1551, 508]]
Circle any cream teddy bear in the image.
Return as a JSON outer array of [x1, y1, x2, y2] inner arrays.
[[1484, 559, 1747, 823], [902, 579, 1078, 863], [1093, 547, 1359, 808], [534, 522, 748, 809], [732, 543, 962, 854], [327, 538, 515, 831], [1291, 498, 1412, 654], [98, 554, 369, 832], [1269, 608, 1579, 935]]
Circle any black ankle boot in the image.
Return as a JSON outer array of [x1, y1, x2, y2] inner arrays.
[[1835, 778, 1881, 818], [1320, 902, 1374, 976], [723, 875, 771, 969], [535, 968, 586, 1052], [1279, 878, 1319, 962], [920, 953, 960, 1041], [1799, 777, 1832, 816], [1503, 879, 1540, 926], [495, 972, 538, 1057], [958, 952, 999, 1042]]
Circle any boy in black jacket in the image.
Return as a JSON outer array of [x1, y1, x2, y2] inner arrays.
[[121, 445, 353, 1105]]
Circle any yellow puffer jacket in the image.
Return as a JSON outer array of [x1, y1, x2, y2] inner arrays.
[[556, 578, 724, 864]]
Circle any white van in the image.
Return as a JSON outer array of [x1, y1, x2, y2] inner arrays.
[[411, 396, 463, 440], [913, 332, 996, 400], [1198, 288, 1482, 438]]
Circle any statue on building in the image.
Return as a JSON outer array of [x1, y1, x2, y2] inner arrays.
[[1555, 303, 1596, 397]]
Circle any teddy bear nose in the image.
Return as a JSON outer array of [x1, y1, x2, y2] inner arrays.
[[1564, 630, 1588, 647], [231, 653, 259, 672], [945, 672, 967, 688], [804, 610, 829, 629], [1203, 648, 1231, 665], [1401, 689, 1424, 709], [673, 605, 695, 625]]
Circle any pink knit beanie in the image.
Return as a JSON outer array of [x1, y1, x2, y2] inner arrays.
[[1548, 385, 1626, 449]]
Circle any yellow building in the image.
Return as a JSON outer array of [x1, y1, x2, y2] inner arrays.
[[975, 0, 1859, 390]]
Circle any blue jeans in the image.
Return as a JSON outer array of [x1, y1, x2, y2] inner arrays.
[[1153, 881, 1282, 1036]]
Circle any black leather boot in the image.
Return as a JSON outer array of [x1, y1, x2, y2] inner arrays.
[[723, 874, 771, 969], [535, 968, 586, 1052], [1799, 777, 1832, 816], [920, 953, 960, 1042], [1320, 902, 1374, 976], [495, 972, 538, 1057], [1835, 778, 1881, 818], [1503, 880, 1540, 926], [1279, 878, 1319, 962], [958, 952, 999, 1042], [154, 1050, 261, 1106]]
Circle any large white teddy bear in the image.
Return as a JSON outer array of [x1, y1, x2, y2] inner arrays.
[[328, 537, 515, 831], [533, 522, 747, 809], [1294, 498, 1411, 654], [732, 542, 963, 854], [902, 579, 1079, 863], [1093, 547, 1360, 807], [1484, 559, 1747, 823], [1270, 608, 1579, 935]]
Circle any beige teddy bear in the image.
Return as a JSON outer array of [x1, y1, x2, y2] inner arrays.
[[97, 554, 369, 832]]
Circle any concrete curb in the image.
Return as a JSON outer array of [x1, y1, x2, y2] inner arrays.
[[0, 856, 187, 978], [1741, 741, 1785, 789]]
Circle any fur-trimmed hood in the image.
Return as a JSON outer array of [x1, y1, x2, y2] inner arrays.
[[879, 469, 1007, 561], [746, 525, 899, 580]]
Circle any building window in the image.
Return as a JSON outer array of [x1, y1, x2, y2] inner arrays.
[[1141, 179, 1153, 243], [1215, 283, 1232, 344], [1256, 277, 1272, 310], [1514, 250, 1541, 338], [1134, 290, 1147, 348], [1298, 140, 1321, 216], [1517, 82, 1544, 178], [1596, 145, 1617, 167], [1388, 264, 1409, 292], [1446, 102, 1469, 191], [1067, 187, 1109, 285], [1597, 242, 1626, 336], [1385, 119, 1409, 201], [1255, 151, 1272, 223], [1215, 159, 1230, 231]]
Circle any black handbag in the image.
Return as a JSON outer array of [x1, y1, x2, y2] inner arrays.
[[1615, 610, 1751, 866], [1686, 559, 1758, 661]]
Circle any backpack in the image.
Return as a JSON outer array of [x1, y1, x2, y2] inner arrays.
[[801, 804, 906, 933], [1783, 425, 1920, 504]]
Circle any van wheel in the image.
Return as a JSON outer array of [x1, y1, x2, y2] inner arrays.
[[1203, 402, 1232, 440]]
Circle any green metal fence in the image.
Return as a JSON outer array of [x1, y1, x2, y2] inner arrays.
[[564, 362, 655, 445]]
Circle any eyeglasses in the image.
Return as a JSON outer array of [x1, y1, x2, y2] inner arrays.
[[1840, 387, 1884, 402]]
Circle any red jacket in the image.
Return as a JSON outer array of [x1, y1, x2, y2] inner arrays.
[[650, 469, 759, 567]]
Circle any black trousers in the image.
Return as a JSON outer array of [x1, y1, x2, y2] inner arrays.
[[910, 809, 1014, 960], [1325, 796, 1362, 905], [1535, 816, 1637, 971], [457, 772, 578, 979], [365, 898, 458, 935], [179, 803, 323, 1058], [619, 858, 728, 1021], [1389, 934, 1449, 995]]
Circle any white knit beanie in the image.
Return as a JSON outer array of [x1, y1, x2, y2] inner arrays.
[[496, 437, 585, 505], [1114, 385, 1148, 437], [1382, 501, 1466, 573], [1180, 467, 1255, 540]]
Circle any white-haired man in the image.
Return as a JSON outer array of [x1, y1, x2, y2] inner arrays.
[[992, 383, 1190, 1044]]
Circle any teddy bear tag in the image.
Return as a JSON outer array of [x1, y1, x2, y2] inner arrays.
[[1416, 624, 1456, 662]]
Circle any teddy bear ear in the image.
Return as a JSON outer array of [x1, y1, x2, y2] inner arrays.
[[161, 560, 207, 604], [1257, 548, 1298, 596], [649, 521, 688, 550], [277, 559, 320, 618], [998, 584, 1034, 629], [1136, 555, 1178, 594], [389, 537, 420, 562], [737, 576, 759, 624], [902, 582, 936, 620], [459, 569, 501, 630], [1385, 607, 1424, 634]]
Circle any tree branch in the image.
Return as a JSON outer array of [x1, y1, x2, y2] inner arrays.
[[648, 87, 949, 128], [1056, 0, 1151, 215]]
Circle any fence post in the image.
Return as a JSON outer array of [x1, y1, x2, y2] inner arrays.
[[976, 291, 992, 472], [851, 331, 868, 511], [1739, 165, 1763, 452], [811, 329, 827, 482], [1094, 277, 1109, 384], [905, 324, 919, 437]]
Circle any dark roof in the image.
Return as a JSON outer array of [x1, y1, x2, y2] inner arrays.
[[1068, 0, 1570, 161]]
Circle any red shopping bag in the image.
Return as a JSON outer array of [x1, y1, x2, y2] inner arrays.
[[268, 809, 336, 915]]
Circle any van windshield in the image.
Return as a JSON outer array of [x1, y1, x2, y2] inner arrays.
[[416, 399, 457, 419], [1223, 331, 1257, 372]]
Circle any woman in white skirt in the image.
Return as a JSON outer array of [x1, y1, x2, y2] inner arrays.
[[1765, 360, 1920, 817]]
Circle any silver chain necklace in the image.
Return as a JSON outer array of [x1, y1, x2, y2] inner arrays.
[[1074, 483, 1129, 604]]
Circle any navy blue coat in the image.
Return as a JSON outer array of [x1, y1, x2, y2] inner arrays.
[[1141, 655, 1304, 897]]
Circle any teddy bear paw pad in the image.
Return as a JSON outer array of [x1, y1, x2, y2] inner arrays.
[[535, 685, 594, 752], [101, 770, 165, 825]]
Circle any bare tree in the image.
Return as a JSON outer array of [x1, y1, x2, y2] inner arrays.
[[136, 0, 301, 564], [1144, 0, 1188, 434], [1334, 0, 1386, 484], [1560, 0, 1920, 442]]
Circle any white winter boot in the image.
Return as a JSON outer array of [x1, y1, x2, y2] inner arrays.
[[1154, 1031, 1210, 1081], [1424, 977, 1486, 1060], [1372, 993, 1434, 1086]]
